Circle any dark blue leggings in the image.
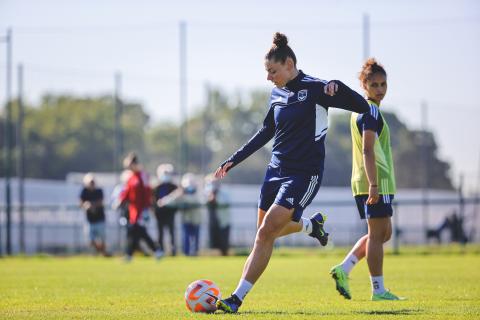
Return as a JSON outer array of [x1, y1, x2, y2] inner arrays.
[[182, 223, 200, 256]]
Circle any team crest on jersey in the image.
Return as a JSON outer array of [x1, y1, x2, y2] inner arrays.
[[298, 89, 308, 101]]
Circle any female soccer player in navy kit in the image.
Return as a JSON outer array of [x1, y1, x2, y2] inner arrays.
[[329, 58, 405, 301], [214, 32, 370, 313]]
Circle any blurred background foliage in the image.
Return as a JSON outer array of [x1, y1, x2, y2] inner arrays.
[[0, 87, 453, 189]]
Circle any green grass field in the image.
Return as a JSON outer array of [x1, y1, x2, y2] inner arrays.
[[1, 246, 480, 319]]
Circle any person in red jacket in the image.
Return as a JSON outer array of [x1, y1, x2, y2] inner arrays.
[[120, 152, 163, 261]]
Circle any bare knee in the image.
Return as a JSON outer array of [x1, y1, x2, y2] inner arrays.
[[368, 228, 388, 243], [383, 231, 392, 243], [368, 232, 385, 244], [255, 224, 277, 245], [367, 218, 392, 243], [383, 223, 392, 242]]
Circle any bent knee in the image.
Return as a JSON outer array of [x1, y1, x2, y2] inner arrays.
[[256, 225, 277, 243], [383, 232, 392, 242]]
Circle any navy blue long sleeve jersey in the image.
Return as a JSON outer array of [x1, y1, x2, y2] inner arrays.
[[223, 70, 370, 175]]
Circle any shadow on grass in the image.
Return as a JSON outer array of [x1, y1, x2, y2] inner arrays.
[[224, 310, 338, 316], [355, 309, 423, 316], [216, 308, 424, 317]]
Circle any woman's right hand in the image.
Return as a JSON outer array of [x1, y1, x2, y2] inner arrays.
[[324, 80, 338, 96], [214, 162, 233, 179]]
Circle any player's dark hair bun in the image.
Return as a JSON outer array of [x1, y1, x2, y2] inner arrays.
[[273, 32, 288, 48], [265, 32, 297, 66]]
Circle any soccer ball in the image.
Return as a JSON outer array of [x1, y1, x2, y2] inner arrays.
[[184, 279, 221, 313]]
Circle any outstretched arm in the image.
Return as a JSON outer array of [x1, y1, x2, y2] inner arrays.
[[214, 107, 275, 179], [322, 80, 370, 113]]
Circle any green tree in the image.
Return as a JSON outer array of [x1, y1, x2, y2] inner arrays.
[[1, 95, 149, 179], [1, 90, 453, 190]]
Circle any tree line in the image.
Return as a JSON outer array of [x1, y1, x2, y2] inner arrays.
[[0, 88, 453, 189]]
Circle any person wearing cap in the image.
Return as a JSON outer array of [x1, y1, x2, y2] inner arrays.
[[79, 173, 109, 256]]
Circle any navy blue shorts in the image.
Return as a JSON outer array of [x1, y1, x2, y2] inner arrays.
[[258, 165, 322, 222], [355, 194, 394, 219]]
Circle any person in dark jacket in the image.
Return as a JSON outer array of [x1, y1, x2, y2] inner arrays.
[[153, 163, 179, 256], [80, 173, 109, 256]]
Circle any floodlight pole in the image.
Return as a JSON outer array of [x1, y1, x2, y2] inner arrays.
[[17, 63, 25, 253], [113, 72, 123, 179], [179, 21, 188, 176], [421, 101, 430, 244], [361, 13, 371, 236], [113, 72, 123, 254], [363, 13, 370, 61], [1, 28, 13, 255]]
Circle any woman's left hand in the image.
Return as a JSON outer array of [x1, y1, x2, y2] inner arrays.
[[324, 81, 338, 96], [367, 185, 380, 205]]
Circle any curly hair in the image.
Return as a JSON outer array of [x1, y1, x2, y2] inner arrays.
[[359, 58, 387, 85]]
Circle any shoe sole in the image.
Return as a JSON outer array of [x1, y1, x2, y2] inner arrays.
[[216, 301, 237, 313], [372, 296, 406, 301], [330, 270, 351, 300], [319, 232, 329, 246], [312, 213, 329, 246]]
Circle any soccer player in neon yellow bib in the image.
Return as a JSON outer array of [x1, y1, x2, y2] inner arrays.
[[327, 58, 405, 301]]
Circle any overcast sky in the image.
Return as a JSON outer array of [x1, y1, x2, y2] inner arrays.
[[1, 0, 479, 192]]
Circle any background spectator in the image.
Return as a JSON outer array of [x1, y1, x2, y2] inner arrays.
[[205, 174, 231, 256], [79, 173, 109, 256], [162, 173, 202, 256], [153, 164, 180, 256], [119, 152, 163, 261], [427, 211, 469, 244]]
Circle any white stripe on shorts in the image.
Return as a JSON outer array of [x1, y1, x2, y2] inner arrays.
[[381, 180, 390, 204], [299, 175, 318, 207]]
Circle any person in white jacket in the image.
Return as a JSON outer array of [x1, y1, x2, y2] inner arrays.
[[205, 174, 231, 256]]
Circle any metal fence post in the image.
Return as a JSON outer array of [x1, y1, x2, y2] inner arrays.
[[36, 225, 42, 253]]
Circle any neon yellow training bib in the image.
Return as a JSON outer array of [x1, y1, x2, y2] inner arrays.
[[350, 100, 396, 196]]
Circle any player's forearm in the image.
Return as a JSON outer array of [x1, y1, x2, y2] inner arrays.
[[329, 81, 370, 113], [363, 149, 377, 187], [222, 126, 273, 170], [159, 189, 183, 207]]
